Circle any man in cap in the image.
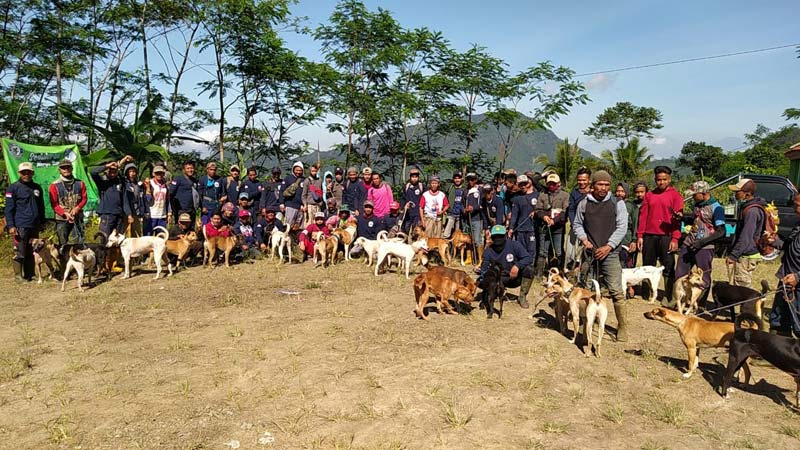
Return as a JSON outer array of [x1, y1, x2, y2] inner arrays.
[[477, 224, 535, 309], [261, 167, 283, 219], [401, 167, 425, 233], [565, 166, 591, 270], [573, 170, 630, 341], [168, 212, 193, 240], [124, 161, 146, 237], [343, 167, 367, 217], [302, 163, 324, 224], [198, 162, 226, 226], [419, 175, 449, 238], [92, 155, 134, 236], [144, 165, 171, 235], [726, 178, 766, 288], [508, 174, 539, 257], [48, 158, 88, 245], [443, 171, 466, 239], [534, 172, 569, 275], [381, 201, 402, 235], [482, 182, 504, 231], [464, 172, 485, 262], [362, 167, 373, 189], [225, 164, 241, 205], [241, 166, 263, 212], [255, 207, 286, 253], [674, 180, 726, 303], [357, 200, 382, 240], [637, 166, 684, 305], [6, 162, 45, 281], [168, 160, 199, 230], [237, 192, 251, 216], [299, 211, 330, 260], [280, 161, 306, 229], [234, 209, 260, 260]]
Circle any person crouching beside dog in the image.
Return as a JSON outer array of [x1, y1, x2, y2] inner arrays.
[[234, 209, 260, 261], [477, 225, 535, 309], [255, 207, 286, 253], [768, 193, 800, 337], [299, 212, 330, 261], [673, 180, 727, 307], [573, 170, 630, 342], [49, 158, 88, 246], [6, 162, 46, 282]]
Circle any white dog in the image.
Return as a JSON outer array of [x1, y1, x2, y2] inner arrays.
[[269, 228, 292, 263], [621, 265, 664, 303], [374, 238, 428, 279], [352, 236, 384, 266], [61, 247, 97, 292], [106, 226, 172, 279]]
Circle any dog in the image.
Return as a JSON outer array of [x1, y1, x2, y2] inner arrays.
[[331, 217, 358, 261], [546, 268, 609, 357], [644, 307, 748, 379], [374, 239, 428, 279], [106, 227, 172, 279], [352, 236, 384, 266], [413, 226, 451, 265], [449, 229, 474, 266], [61, 247, 96, 292], [413, 266, 478, 320], [720, 313, 800, 406], [479, 262, 506, 319], [204, 234, 239, 267], [674, 266, 707, 315], [31, 238, 60, 283], [712, 280, 770, 327], [81, 231, 118, 279], [621, 265, 664, 303], [313, 233, 339, 267], [269, 228, 292, 263], [164, 231, 198, 270]]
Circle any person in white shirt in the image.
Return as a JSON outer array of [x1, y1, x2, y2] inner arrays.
[[419, 176, 449, 238], [144, 165, 171, 235]]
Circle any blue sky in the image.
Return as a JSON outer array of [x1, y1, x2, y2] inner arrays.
[[184, 0, 800, 158]]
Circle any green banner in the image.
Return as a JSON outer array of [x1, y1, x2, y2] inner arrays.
[[2, 138, 100, 219]]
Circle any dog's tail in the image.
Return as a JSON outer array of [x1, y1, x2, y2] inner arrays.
[[735, 312, 762, 331], [377, 230, 389, 241], [760, 279, 770, 295], [94, 231, 108, 245], [590, 278, 602, 303], [153, 226, 169, 240]]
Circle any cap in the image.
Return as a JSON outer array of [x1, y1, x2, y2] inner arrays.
[[591, 170, 612, 184], [206, 161, 217, 169], [292, 161, 304, 170], [409, 167, 421, 175], [340, 204, 350, 213], [326, 216, 339, 228], [482, 183, 493, 192], [430, 175, 440, 182], [490, 225, 507, 236], [362, 166, 372, 175], [124, 162, 137, 173], [729, 178, 756, 193], [271, 166, 281, 174], [335, 167, 343, 175], [238, 209, 251, 218], [546, 173, 561, 184], [264, 206, 276, 214], [314, 211, 325, 219], [347, 166, 359, 174], [465, 172, 477, 180], [58, 159, 73, 168], [363, 200, 374, 207], [238, 192, 250, 200], [689, 181, 711, 195], [230, 164, 240, 172], [18, 162, 33, 172], [452, 171, 463, 179], [152, 165, 166, 174], [390, 201, 400, 210], [178, 213, 192, 223], [502, 168, 517, 176], [541, 169, 555, 178], [517, 174, 530, 184]]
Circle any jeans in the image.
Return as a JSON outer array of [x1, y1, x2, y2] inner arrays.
[[769, 283, 800, 335], [55, 217, 85, 246], [402, 213, 421, 234], [146, 218, 168, 236], [538, 228, 564, 268], [581, 248, 624, 302], [443, 214, 462, 239]]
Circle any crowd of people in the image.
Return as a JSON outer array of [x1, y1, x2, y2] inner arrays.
[[6, 156, 800, 339]]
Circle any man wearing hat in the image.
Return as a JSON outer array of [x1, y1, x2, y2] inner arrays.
[[343, 167, 367, 217], [482, 182, 504, 231], [299, 211, 330, 260], [534, 172, 569, 275], [144, 165, 171, 235], [357, 200, 382, 240], [573, 170, 630, 341], [225, 164, 241, 205], [280, 161, 306, 229], [233, 209, 260, 260], [198, 162, 226, 226], [237, 191, 252, 216], [674, 180, 726, 303], [6, 162, 46, 281], [508, 174, 539, 257], [92, 155, 134, 236], [726, 178, 766, 288], [443, 171, 466, 239], [261, 167, 283, 218], [168, 160, 199, 230], [400, 167, 425, 233], [168, 212, 194, 240], [477, 225, 535, 309], [381, 201, 402, 234], [361, 167, 373, 189], [419, 176, 449, 238], [48, 158, 88, 245], [124, 161, 147, 237]]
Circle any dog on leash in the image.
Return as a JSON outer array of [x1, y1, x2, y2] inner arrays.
[[413, 225, 451, 265], [621, 265, 664, 303], [479, 262, 506, 319], [712, 280, 770, 325], [674, 266, 707, 315], [720, 313, 800, 406], [61, 247, 96, 292], [644, 307, 746, 380], [269, 228, 292, 263], [31, 238, 60, 283], [545, 268, 609, 357], [164, 231, 198, 270], [106, 226, 172, 279], [413, 266, 478, 320], [374, 239, 428, 279]]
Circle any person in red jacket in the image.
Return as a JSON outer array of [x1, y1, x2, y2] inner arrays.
[[48, 159, 88, 245], [636, 166, 684, 306]]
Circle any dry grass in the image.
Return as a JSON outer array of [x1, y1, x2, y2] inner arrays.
[[0, 256, 798, 448]]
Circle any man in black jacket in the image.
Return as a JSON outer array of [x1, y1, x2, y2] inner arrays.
[[726, 178, 765, 288], [769, 192, 800, 337], [92, 156, 133, 236], [168, 160, 199, 230], [5, 162, 45, 281]]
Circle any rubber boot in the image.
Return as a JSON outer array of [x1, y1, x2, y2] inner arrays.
[[614, 301, 629, 342], [518, 277, 532, 309], [475, 245, 484, 267], [661, 277, 676, 308], [533, 258, 546, 281]]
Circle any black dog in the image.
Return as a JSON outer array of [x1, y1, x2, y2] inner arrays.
[[721, 313, 800, 407], [479, 262, 505, 319], [711, 279, 769, 323], [62, 231, 116, 280]]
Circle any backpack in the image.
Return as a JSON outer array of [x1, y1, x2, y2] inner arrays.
[[283, 177, 302, 198], [742, 202, 780, 260]]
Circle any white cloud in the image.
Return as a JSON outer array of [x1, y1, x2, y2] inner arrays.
[[584, 73, 618, 92]]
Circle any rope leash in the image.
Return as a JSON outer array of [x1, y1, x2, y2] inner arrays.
[[781, 282, 800, 330], [693, 288, 781, 317]]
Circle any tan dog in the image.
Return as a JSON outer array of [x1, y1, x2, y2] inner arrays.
[[31, 238, 60, 283], [164, 231, 198, 270], [413, 225, 451, 265], [546, 268, 609, 357], [644, 306, 751, 380], [313, 233, 339, 267], [449, 229, 474, 266], [204, 234, 239, 267], [413, 266, 478, 320], [674, 266, 707, 315], [331, 217, 358, 261]]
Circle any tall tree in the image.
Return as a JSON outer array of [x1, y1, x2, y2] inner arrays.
[[600, 137, 652, 182], [534, 138, 584, 185], [676, 141, 725, 181], [584, 101, 663, 145]]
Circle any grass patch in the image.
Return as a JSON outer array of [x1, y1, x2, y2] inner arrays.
[[0, 350, 34, 382], [539, 421, 569, 434], [639, 395, 687, 427], [440, 395, 474, 428], [601, 401, 625, 424], [641, 440, 669, 450], [779, 423, 800, 440]]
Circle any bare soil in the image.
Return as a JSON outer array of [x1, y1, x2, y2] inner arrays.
[[1, 256, 799, 450]]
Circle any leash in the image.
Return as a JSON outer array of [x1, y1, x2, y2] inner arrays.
[[781, 282, 800, 330], [693, 288, 780, 317]]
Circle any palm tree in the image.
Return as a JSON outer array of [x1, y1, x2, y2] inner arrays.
[[600, 137, 652, 183], [534, 137, 583, 182]]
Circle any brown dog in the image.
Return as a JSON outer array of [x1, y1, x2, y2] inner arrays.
[[165, 231, 198, 269], [204, 234, 239, 267], [644, 307, 752, 380], [31, 238, 60, 283], [449, 229, 474, 266], [413, 225, 451, 265], [413, 266, 477, 320], [674, 266, 707, 315], [313, 233, 339, 267], [545, 268, 609, 356]]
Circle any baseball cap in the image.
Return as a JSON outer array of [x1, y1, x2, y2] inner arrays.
[[238, 209, 251, 218], [482, 183, 493, 192], [18, 162, 33, 172], [152, 165, 166, 174], [238, 192, 250, 200], [517, 174, 530, 184], [264, 206, 276, 214], [271, 166, 281, 174], [389, 201, 400, 210], [729, 178, 756, 193], [178, 213, 192, 223], [409, 167, 421, 175], [452, 171, 463, 178], [58, 159, 73, 168], [230, 164, 240, 172], [490, 225, 507, 236], [465, 172, 477, 180], [340, 204, 350, 213], [363, 200, 374, 207], [335, 167, 343, 175], [362, 166, 372, 175], [546, 173, 561, 184], [430, 175, 440, 183], [689, 181, 710, 195], [502, 168, 517, 176], [314, 211, 325, 219]]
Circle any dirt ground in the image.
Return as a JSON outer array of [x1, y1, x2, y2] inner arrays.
[[1, 254, 799, 450]]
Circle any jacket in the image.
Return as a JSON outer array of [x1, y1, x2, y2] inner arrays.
[[198, 174, 226, 212], [168, 173, 199, 213], [567, 187, 587, 225], [573, 192, 629, 249], [637, 186, 684, 242], [280, 174, 304, 209], [730, 197, 766, 259], [343, 179, 367, 213], [534, 188, 569, 230], [302, 175, 324, 208], [92, 167, 132, 216], [5, 180, 45, 229]]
